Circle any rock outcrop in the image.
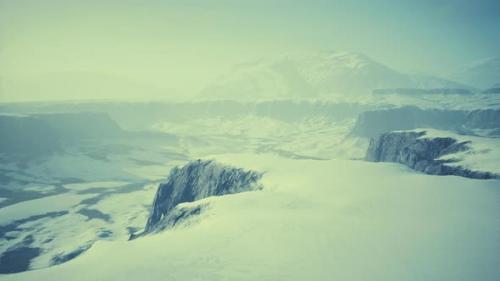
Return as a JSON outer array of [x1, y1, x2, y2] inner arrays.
[[464, 109, 500, 130], [351, 106, 500, 138], [0, 113, 124, 155], [366, 131, 496, 179], [373, 88, 473, 96], [142, 160, 262, 235]]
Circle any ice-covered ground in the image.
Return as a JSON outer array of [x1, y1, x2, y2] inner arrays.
[[0, 179, 159, 270], [3, 154, 499, 281], [154, 115, 364, 160], [0, 136, 187, 272]]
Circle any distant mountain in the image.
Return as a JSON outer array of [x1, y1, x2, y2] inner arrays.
[[200, 51, 468, 101], [451, 57, 500, 88]]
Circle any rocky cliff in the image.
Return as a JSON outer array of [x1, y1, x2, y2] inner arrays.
[[366, 131, 496, 179], [351, 106, 500, 138], [0, 113, 124, 155], [143, 160, 262, 234], [372, 88, 473, 96]]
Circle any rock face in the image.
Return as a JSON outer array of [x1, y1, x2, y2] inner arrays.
[[481, 87, 500, 94], [366, 131, 496, 179], [0, 115, 60, 154], [0, 113, 124, 154], [373, 88, 473, 96], [464, 109, 500, 130], [351, 106, 500, 138], [143, 160, 262, 234]]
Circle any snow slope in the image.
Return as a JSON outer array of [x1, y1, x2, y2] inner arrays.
[[3, 154, 499, 281]]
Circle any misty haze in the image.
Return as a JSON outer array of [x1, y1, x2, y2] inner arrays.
[[0, 1, 499, 280]]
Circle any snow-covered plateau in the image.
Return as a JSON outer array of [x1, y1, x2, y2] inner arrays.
[[2, 154, 499, 281], [0, 51, 499, 280]]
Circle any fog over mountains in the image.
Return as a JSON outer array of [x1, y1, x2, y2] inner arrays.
[[451, 57, 500, 88], [201, 51, 475, 101], [2, 51, 498, 103], [1, 1, 499, 280]]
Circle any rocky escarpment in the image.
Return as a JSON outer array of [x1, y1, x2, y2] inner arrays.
[[0, 113, 124, 155], [351, 106, 500, 138], [0, 115, 60, 154], [366, 131, 496, 179], [373, 88, 473, 96], [141, 160, 262, 235]]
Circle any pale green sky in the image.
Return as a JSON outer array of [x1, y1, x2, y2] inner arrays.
[[0, 0, 499, 101]]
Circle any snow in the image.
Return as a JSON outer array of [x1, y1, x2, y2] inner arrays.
[[22, 185, 57, 194], [23, 153, 135, 182], [4, 154, 499, 281], [0, 135, 184, 271], [153, 115, 359, 160], [0, 193, 93, 225], [415, 128, 500, 175], [25, 182, 157, 269], [64, 181, 130, 191]]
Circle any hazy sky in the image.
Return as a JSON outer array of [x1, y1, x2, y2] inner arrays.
[[0, 0, 499, 101]]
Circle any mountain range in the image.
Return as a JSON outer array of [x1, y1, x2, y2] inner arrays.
[[200, 51, 472, 101]]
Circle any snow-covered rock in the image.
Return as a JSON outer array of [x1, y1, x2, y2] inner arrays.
[[143, 160, 262, 234], [366, 130, 497, 179]]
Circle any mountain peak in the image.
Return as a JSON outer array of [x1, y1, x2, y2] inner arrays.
[[200, 51, 466, 101]]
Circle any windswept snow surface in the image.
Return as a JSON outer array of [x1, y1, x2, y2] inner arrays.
[[4, 154, 499, 281]]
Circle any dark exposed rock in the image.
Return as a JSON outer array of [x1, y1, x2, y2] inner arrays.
[[51, 244, 92, 266], [144, 204, 205, 235], [77, 208, 112, 222], [0, 247, 41, 274], [0, 211, 69, 240], [366, 131, 497, 179], [140, 160, 262, 235]]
